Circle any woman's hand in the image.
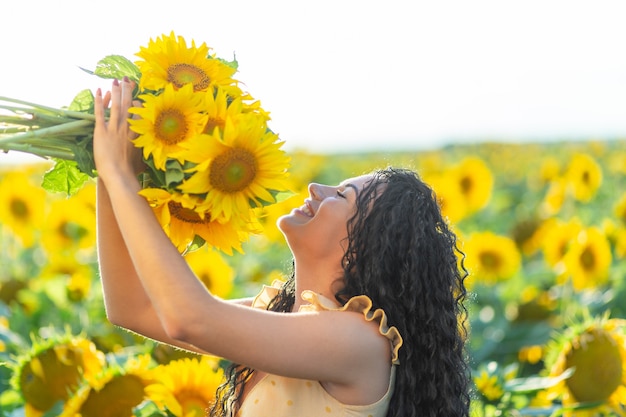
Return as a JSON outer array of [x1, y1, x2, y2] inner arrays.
[[93, 77, 145, 183]]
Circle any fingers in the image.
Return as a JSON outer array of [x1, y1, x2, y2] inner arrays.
[[109, 79, 122, 129], [94, 88, 105, 129], [121, 77, 134, 117]]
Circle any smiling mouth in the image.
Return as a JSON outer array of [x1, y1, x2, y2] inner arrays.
[[298, 201, 314, 217]]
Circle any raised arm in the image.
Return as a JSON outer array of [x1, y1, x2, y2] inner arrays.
[[92, 78, 389, 393]]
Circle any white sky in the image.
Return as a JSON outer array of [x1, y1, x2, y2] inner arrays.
[[2, 0, 626, 162]]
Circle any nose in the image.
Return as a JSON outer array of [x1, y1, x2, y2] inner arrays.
[[308, 183, 333, 200]]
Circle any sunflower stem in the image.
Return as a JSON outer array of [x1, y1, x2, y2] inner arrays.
[[0, 119, 93, 145], [0, 96, 97, 121], [1, 143, 77, 160]]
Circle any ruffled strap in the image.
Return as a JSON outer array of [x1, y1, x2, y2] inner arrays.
[[250, 279, 284, 310], [299, 291, 404, 365]]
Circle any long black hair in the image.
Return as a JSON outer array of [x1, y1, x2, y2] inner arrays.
[[210, 167, 470, 417]]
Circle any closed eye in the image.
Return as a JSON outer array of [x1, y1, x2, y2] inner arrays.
[[336, 190, 346, 198]]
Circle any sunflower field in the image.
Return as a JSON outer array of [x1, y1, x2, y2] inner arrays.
[[0, 138, 625, 416]]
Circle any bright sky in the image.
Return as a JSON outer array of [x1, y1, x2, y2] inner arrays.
[[2, 0, 626, 163]]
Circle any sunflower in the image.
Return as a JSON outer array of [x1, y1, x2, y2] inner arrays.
[[565, 153, 603, 203], [139, 188, 255, 255], [10, 334, 105, 416], [41, 197, 96, 254], [463, 231, 521, 287], [39, 253, 95, 302], [423, 172, 468, 224], [0, 170, 46, 248], [130, 82, 208, 170], [135, 31, 238, 94], [184, 246, 235, 298], [60, 354, 154, 417], [145, 356, 225, 417], [541, 177, 568, 216], [453, 156, 494, 213], [544, 316, 626, 416], [176, 114, 290, 222], [561, 226, 612, 291], [539, 156, 562, 184], [541, 218, 583, 268]]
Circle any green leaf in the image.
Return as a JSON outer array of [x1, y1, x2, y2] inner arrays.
[[504, 367, 574, 393], [68, 89, 94, 113], [164, 159, 185, 188], [216, 53, 239, 71], [42, 159, 92, 195], [85, 55, 142, 83], [73, 136, 97, 177]]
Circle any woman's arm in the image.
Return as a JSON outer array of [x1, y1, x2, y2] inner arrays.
[[97, 177, 212, 354]]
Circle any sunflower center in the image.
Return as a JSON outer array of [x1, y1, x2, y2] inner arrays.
[[58, 221, 88, 242], [20, 349, 82, 411], [460, 176, 473, 194], [479, 251, 502, 271], [565, 329, 623, 402], [168, 201, 208, 224], [209, 148, 258, 193], [80, 374, 145, 417], [168, 63, 211, 91], [155, 109, 189, 145], [10, 198, 29, 220], [178, 390, 211, 416], [580, 247, 596, 271], [582, 170, 590, 185]]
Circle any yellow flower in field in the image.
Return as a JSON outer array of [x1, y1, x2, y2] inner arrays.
[[184, 246, 235, 298], [541, 218, 583, 268], [60, 354, 154, 417], [545, 317, 626, 416], [561, 226, 612, 291], [12, 336, 105, 416], [40, 254, 94, 301], [453, 156, 494, 213], [515, 286, 557, 322], [130, 82, 208, 170], [177, 114, 290, 222], [140, 188, 253, 255], [565, 153, 603, 203], [145, 356, 224, 417], [474, 369, 505, 402], [541, 177, 567, 216], [615, 192, 626, 225], [519, 345, 543, 364], [463, 231, 521, 286], [135, 31, 238, 93], [41, 197, 96, 253], [0, 170, 46, 247], [539, 156, 561, 184], [425, 173, 468, 224]]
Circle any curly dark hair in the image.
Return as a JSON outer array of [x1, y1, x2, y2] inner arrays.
[[209, 167, 470, 417]]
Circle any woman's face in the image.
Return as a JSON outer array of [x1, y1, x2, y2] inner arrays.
[[277, 174, 375, 260]]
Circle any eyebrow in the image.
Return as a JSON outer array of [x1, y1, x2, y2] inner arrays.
[[343, 183, 359, 195]]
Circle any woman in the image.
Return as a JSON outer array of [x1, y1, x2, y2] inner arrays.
[[94, 78, 471, 417]]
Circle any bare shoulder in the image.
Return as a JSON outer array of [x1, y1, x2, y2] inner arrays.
[[320, 310, 393, 405]]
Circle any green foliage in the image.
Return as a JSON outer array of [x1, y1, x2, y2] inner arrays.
[[41, 159, 91, 195]]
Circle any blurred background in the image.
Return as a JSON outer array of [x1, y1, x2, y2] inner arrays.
[[1, 1, 626, 416]]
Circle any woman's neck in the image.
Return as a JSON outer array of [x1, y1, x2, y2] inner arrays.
[[291, 259, 343, 311]]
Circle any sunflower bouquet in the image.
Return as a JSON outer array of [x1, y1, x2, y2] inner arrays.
[[0, 32, 291, 255]]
